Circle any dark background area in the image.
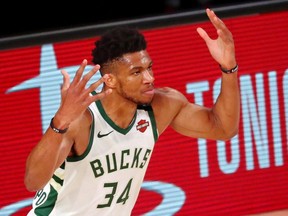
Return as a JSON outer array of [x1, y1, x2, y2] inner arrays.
[[1, 0, 270, 38]]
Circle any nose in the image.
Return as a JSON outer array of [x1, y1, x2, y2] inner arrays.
[[143, 70, 154, 84]]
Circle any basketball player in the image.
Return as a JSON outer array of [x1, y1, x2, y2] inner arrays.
[[25, 8, 240, 215]]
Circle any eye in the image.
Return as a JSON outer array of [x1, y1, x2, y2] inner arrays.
[[147, 66, 154, 76], [133, 70, 141, 75]]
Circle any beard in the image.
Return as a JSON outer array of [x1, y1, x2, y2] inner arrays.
[[119, 87, 153, 106], [122, 91, 153, 106]]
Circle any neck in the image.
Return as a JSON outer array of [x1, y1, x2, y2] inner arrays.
[[100, 97, 138, 129]]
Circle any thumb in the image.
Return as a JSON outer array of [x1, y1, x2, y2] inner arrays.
[[197, 27, 211, 44], [61, 69, 70, 92]]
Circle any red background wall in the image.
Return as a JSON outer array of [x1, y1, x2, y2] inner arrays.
[[0, 10, 288, 215]]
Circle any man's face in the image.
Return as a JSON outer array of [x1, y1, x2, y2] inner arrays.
[[112, 50, 155, 105]]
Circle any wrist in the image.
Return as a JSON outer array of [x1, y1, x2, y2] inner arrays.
[[50, 117, 70, 134], [219, 64, 238, 74]]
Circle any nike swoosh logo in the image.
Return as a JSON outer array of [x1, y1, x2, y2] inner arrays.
[[97, 131, 113, 138]]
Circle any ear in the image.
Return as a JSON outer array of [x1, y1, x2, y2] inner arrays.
[[104, 73, 117, 88]]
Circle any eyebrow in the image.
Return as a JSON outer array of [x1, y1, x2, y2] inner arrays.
[[130, 62, 153, 70]]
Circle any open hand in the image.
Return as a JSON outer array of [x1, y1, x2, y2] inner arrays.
[[56, 59, 112, 124], [197, 8, 237, 70]]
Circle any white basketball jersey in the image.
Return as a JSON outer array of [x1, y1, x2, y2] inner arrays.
[[28, 99, 158, 216]]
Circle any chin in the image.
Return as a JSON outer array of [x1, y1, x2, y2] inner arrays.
[[137, 99, 152, 106], [129, 95, 153, 106]]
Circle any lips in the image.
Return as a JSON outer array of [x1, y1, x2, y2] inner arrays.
[[143, 87, 155, 95], [144, 90, 155, 95]]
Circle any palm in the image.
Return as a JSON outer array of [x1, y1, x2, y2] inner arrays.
[[197, 9, 236, 69], [58, 59, 111, 122]]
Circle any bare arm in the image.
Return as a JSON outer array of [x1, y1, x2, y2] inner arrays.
[[24, 60, 112, 191], [24, 124, 74, 191], [171, 9, 240, 140]]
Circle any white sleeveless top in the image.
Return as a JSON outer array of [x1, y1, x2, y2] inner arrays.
[[28, 99, 158, 216]]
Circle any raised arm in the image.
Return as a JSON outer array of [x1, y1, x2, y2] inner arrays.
[[24, 60, 111, 191], [197, 8, 237, 71], [170, 8, 240, 140]]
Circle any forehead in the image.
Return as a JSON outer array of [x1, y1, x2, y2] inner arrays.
[[120, 50, 151, 68]]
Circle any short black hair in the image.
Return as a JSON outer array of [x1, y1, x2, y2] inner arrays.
[[91, 26, 147, 69]]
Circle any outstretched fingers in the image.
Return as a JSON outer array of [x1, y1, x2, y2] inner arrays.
[[70, 59, 89, 87], [92, 88, 112, 101], [206, 9, 224, 31], [196, 27, 211, 44], [61, 69, 70, 92], [78, 64, 101, 90], [85, 74, 112, 103], [197, 8, 236, 68], [86, 74, 109, 94], [68, 59, 101, 96], [206, 8, 232, 42]]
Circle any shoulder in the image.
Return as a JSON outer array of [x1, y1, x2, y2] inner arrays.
[[153, 87, 188, 105], [151, 87, 188, 134]]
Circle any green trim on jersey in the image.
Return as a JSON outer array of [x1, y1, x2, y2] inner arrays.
[[67, 110, 95, 162], [137, 104, 158, 142], [91, 90, 158, 141], [52, 174, 63, 186], [59, 162, 65, 169], [34, 185, 57, 216], [147, 107, 158, 142], [96, 100, 136, 135]]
